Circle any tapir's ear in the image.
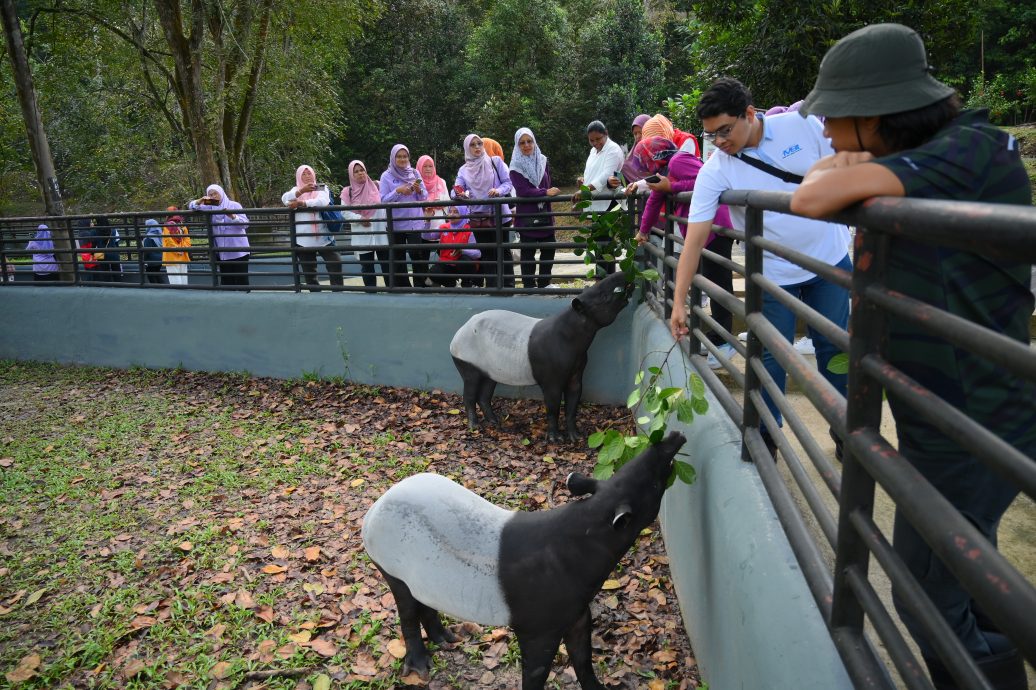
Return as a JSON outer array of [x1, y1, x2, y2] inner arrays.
[[612, 503, 633, 530], [566, 472, 598, 496], [572, 297, 586, 315]]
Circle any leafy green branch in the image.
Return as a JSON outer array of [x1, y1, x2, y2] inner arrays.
[[571, 184, 659, 284], [588, 343, 707, 488]]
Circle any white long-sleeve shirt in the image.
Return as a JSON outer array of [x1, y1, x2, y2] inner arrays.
[[581, 138, 625, 213], [281, 186, 332, 248]]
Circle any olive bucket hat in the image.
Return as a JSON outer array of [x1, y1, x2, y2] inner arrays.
[[800, 23, 956, 118]]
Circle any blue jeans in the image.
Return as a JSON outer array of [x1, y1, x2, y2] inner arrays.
[[760, 254, 851, 429]]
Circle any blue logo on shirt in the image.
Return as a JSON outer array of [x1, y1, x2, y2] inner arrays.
[[781, 144, 802, 159]]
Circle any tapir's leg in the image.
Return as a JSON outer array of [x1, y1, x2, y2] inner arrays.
[[452, 357, 485, 429], [417, 604, 459, 645], [376, 566, 433, 679], [477, 378, 500, 427], [563, 607, 606, 690], [541, 380, 564, 442], [515, 629, 563, 690], [563, 357, 588, 442]]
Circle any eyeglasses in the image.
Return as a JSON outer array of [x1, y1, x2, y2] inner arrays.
[[702, 115, 745, 142]]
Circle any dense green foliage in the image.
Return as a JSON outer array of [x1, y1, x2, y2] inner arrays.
[[1, 0, 1031, 214]]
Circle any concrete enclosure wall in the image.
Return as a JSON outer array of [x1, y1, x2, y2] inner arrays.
[[0, 287, 851, 689]]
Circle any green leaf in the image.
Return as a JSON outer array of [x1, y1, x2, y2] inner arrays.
[[827, 353, 850, 375], [658, 387, 683, 401], [676, 398, 695, 423], [592, 461, 614, 480], [626, 388, 642, 408], [691, 396, 709, 415], [586, 269, 598, 279], [625, 434, 648, 448], [573, 248, 585, 257], [648, 366, 661, 375], [587, 431, 606, 449], [636, 415, 651, 425], [673, 460, 697, 485], [313, 675, 332, 690], [599, 434, 626, 463], [634, 371, 644, 385], [689, 373, 706, 399], [640, 268, 660, 281], [649, 428, 665, 444], [649, 414, 666, 433]]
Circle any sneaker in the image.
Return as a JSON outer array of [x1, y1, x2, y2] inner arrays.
[[706, 343, 737, 370], [738, 331, 748, 342], [794, 337, 815, 355]]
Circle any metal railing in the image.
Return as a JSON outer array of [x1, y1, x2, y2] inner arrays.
[[0, 195, 625, 294], [639, 189, 1036, 689]]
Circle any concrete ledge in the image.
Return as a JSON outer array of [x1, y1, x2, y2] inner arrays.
[[631, 304, 851, 690], [0, 287, 633, 405]]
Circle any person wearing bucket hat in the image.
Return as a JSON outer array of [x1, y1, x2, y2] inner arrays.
[[670, 76, 852, 459], [792, 23, 1034, 690]]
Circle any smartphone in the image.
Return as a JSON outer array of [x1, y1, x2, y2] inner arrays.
[[317, 183, 328, 191], [644, 174, 661, 184]]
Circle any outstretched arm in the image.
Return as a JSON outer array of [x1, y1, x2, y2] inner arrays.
[[790, 152, 905, 218]]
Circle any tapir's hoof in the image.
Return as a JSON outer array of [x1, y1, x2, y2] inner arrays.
[[546, 429, 562, 444], [429, 627, 460, 645], [402, 653, 431, 681], [566, 428, 581, 443]]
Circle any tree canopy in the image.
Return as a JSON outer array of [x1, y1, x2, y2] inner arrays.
[[1, 0, 1030, 214]]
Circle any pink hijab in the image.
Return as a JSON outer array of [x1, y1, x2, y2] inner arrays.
[[416, 155, 447, 200], [295, 164, 319, 202], [460, 134, 498, 198], [343, 160, 381, 219]]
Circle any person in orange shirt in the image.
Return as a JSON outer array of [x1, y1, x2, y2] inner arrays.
[[162, 206, 192, 286]]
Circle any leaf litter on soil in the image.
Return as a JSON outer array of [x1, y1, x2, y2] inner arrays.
[[0, 363, 699, 689]]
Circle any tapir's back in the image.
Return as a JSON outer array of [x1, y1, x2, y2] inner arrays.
[[449, 310, 539, 386], [362, 473, 514, 626]]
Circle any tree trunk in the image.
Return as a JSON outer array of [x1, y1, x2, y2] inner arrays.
[[153, 0, 220, 190], [1, 0, 74, 281]]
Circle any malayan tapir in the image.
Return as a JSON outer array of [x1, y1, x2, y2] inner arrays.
[[361, 430, 687, 690], [449, 270, 632, 442]]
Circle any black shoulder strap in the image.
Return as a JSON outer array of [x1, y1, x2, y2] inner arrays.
[[735, 153, 804, 185]]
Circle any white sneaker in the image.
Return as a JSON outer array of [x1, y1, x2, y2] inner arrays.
[[738, 331, 748, 342], [794, 337, 815, 355], [706, 343, 737, 370]]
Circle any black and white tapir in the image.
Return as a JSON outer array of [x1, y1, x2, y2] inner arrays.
[[449, 271, 633, 442], [361, 430, 687, 690]]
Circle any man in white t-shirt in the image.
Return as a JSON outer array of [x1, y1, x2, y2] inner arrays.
[[670, 78, 851, 459]]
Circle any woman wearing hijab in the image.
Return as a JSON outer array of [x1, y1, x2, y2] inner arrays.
[[282, 164, 343, 292], [451, 133, 514, 288], [640, 114, 701, 159], [188, 184, 250, 287], [481, 137, 505, 161], [620, 114, 652, 183], [342, 160, 389, 289], [162, 208, 191, 286], [379, 144, 427, 288], [509, 127, 560, 289], [631, 136, 736, 369], [416, 155, 450, 287], [141, 219, 169, 284], [88, 216, 124, 283], [26, 224, 59, 282]]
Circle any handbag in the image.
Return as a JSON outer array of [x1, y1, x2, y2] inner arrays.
[[320, 208, 345, 234]]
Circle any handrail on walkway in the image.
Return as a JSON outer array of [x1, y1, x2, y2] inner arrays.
[[638, 187, 1036, 690], [0, 193, 626, 293]]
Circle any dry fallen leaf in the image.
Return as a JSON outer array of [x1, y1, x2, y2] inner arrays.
[[601, 579, 621, 590], [309, 637, 337, 658], [122, 658, 147, 680], [5, 653, 41, 683], [271, 545, 289, 559], [288, 631, 312, 646], [209, 661, 232, 679], [261, 564, 287, 575], [351, 651, 378, 677], [24, 589, 46, 606], [233, 589, 255, 609], [648, 679, 666, 690], [177, 541, 193, 552], [312, 674, 332, 690], [400, 671, 425, 685], [304, 546, 321, 562], [255, 605, 275, 623], [386, 638, 407, 659]]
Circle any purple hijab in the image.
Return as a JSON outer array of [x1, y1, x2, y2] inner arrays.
[[387, 144, 418, 183], [460, 134, 498, 198]]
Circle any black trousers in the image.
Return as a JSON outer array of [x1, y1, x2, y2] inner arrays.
[[295, 244, 343, 291], [429, 257, 482, 287], [33, 273, 60, 283], [518, 234, 556, 288], [144, 264, 169, 285], [469, 217, 515, 289], [218, 256, 249, 286], [356, 249, 390, 288]]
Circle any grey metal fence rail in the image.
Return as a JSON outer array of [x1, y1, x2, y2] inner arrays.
[[639, 188, 1036, 690], [0, 194, 623, 294]]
